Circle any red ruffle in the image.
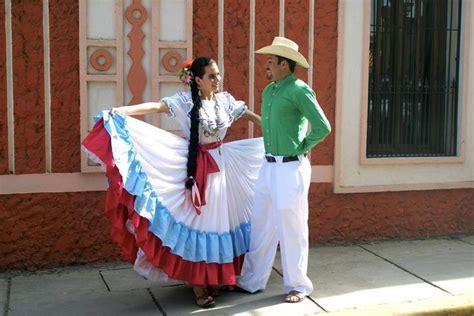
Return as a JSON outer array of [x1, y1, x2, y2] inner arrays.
[[82, 119, 244, 286]]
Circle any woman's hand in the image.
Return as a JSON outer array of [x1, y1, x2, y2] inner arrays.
[[110, 107, 128, 116], [242, 109, 261, 126]]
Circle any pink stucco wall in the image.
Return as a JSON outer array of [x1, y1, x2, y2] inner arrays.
[[1, 186, 472, 271], [309, 185, 474, 243], [12, 0, 45, 174], [0, 192, 119, 270], [312, 0, 337, 165], [50, 0, 81, 173]]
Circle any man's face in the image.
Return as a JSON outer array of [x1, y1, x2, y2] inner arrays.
[[265, 55, 286, 82]]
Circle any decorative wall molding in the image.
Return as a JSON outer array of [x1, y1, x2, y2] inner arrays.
[[79, 0, 124, 173], [79, 0, 193, 172], [90, 49, 113, 71], [0, 173, 107, 195], [125, 0, 147, 105], [0, 165, 334, 195]]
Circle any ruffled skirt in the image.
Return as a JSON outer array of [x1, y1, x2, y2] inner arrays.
[[82, 111, 264, 286]]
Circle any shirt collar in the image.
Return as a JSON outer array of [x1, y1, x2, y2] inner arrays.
[[272, 73, 296, 89]]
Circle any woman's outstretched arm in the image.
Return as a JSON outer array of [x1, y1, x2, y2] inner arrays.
[[111, 102, 169, 116]]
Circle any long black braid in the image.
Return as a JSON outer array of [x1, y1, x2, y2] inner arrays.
[[185, 57, 216, 190]]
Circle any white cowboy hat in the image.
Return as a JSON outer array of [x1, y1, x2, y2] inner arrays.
[[255, 36, 309, 69]]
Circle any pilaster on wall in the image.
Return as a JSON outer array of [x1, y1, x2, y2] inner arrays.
[[0, 0, 8, 175]]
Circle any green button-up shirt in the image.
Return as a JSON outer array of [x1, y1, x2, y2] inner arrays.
[[261, 74, 331, 156]]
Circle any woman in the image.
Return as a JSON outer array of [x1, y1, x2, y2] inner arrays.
[[82, 57, 263, 307]]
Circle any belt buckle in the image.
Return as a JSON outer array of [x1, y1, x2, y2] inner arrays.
[[265, 156, 276, 163]]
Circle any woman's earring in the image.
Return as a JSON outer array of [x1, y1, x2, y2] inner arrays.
[[198, 89, 202, 97]]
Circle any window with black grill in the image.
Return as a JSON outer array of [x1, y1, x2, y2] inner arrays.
[[367, 0, 462, 158]]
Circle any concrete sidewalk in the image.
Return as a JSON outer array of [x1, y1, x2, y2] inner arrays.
[[1, 236, 473, 316]]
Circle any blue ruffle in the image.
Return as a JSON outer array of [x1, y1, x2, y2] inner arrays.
[[96, 111, 250, 264]]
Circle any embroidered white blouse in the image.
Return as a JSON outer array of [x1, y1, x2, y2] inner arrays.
[[161, 91, 247, 144]]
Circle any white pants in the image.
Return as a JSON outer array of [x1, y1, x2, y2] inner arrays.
[[237, 155, 313, 295]]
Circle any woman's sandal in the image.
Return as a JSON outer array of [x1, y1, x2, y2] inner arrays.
[[284, 290, 306, 303], [208, 286, 221, 297], [193, 286, 215, 308]]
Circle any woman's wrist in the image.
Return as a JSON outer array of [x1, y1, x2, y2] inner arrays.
[[111, 106, 127, 115]]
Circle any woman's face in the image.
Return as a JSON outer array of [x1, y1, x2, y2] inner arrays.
[[196, 62, 221, 97]]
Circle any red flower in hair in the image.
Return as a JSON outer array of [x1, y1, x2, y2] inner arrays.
[[178, 59, 194, 86], [181, 59, 193, 69]]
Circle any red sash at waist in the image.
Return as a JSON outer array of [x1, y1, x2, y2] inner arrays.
[[191, 141, 221, 214]]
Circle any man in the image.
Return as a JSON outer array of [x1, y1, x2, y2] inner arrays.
[[237, 36, 331, 303]]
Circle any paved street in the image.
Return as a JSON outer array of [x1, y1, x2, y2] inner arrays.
[[2, 236, 473, 315]]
